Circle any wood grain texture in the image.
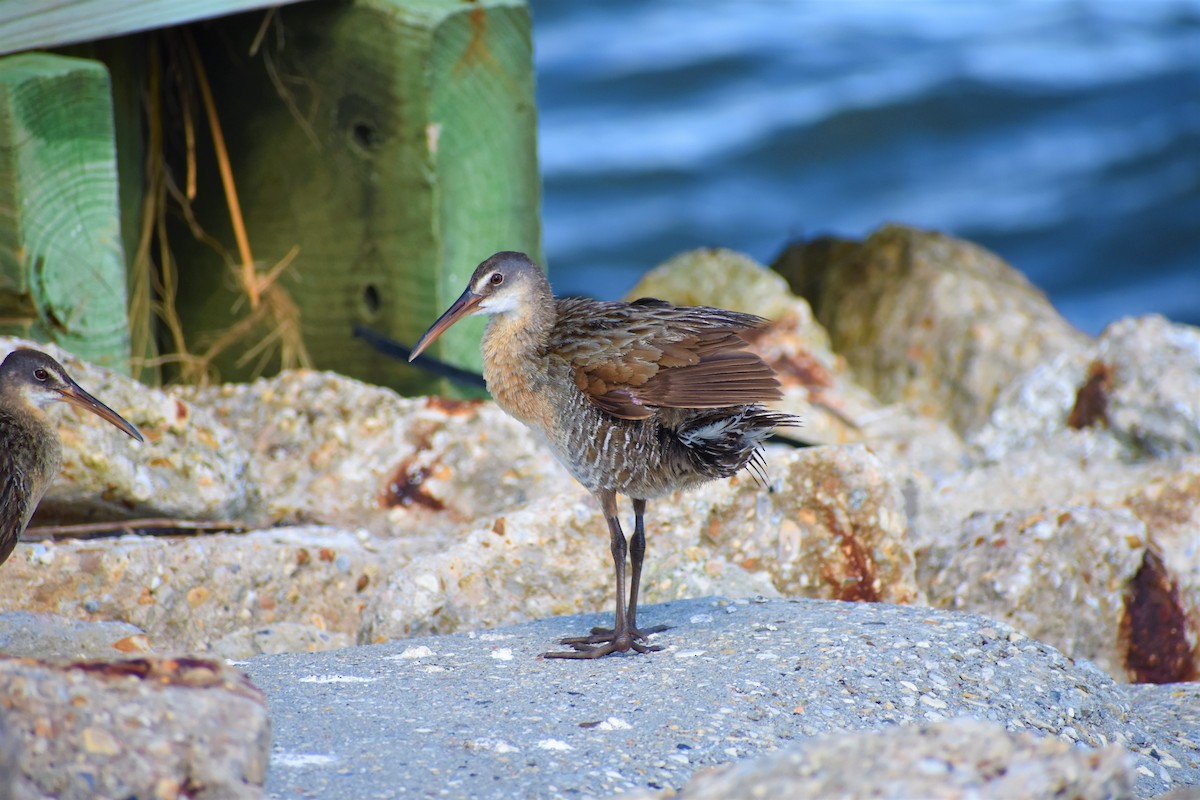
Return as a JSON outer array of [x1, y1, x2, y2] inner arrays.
[[0, 53, 132, 370], [0, 0, 308, 55]]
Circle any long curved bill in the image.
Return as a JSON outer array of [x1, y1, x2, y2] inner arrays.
[[56, 381, 144, 442], [409, 288, 483, 362]]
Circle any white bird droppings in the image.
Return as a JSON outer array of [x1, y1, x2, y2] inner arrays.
[[537, 739, 573, 751], [299, 674, 375, 684], [392, 645, 435, 659], [274, 753, 336, 768], [596, 717, 632, 731]]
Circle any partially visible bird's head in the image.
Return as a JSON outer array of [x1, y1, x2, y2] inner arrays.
[[0, 348, 143, 442], [409, 251, 550, 361]]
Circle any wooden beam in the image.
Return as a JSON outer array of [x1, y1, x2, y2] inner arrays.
[[0, 0, 311, 56], [170, 0, 541, 392], [0, 52, 131, 371]]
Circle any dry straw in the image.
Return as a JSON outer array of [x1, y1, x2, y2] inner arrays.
[[130, 17, 311, 385]]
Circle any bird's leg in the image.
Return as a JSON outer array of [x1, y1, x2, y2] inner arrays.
[[573, 498, 668, 643], [626, 498, 668, 638], [573, 498, 667, 641], [542, 491, 661, 659]]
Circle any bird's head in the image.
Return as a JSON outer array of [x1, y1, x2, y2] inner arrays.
[[0, 348, 143, 442], [409, 252, 549, 361]]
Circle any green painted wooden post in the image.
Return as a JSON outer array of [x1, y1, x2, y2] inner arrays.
[[0, 52, 132, 371], [172, 0, 541, 394]]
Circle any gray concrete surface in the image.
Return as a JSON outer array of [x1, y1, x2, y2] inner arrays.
[[244, 596, 1197, 799]]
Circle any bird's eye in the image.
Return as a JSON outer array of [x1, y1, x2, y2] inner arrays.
[[490, 272, 504, 285], [33, 368, 48, 382]]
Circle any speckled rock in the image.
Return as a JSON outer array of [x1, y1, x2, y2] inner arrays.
[[0, 338, 259, 527], [967, 348, 1115, 464], [0, 656, 268, 799], [911, 452, 1200, 684], [360, 444, 921, 642], [677, 443, 919, 604], [911, 449, 1175, 549], [0, 441, 917, 656], [921, 506, 1148, 679], [656, 718, 1133, 800], [179, 371, 576, 533], [1124, 460, 1200, 585], [772, 225, 1090, 433], [0, 527, 385, 655], [1100, 315, 1200, 457], [0, 612, 151, 660], [211, 622, 355, 660], [885, 313, 1200, 687], [357, 481, 783, 645], [970, 315, 1200, 462], [0, 711, 16, 800]]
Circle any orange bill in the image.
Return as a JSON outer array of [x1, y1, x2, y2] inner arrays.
[[56, 381, 144, 442], [408, 288, 483, 361]]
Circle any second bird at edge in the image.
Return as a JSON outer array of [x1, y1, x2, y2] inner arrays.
[[410, 251, 799, 659], [0, 348, 143, 569]]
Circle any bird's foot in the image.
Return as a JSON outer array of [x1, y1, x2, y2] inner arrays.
[[568, 623, 669, 644], [540, 624, 668, 659]]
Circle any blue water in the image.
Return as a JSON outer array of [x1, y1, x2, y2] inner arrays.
[[530, 0, 1200, 335]]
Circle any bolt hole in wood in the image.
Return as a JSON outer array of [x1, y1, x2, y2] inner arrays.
[[362, 284, 381, 317], [350, 121, 379, 151]]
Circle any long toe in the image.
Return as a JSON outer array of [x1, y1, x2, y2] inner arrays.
[[567, 624, 669, 644], [541, 638, 662, 659], [541, 642, 624, 659]]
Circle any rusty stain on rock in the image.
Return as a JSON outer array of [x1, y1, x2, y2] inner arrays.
[[62, 657, 262, 697], [381, 458, 447, 511], [1067, 360, 1113, 430], [425, 396, 484, 417], [820, 508, 881, 603], [1119, 549, 1197, 683]]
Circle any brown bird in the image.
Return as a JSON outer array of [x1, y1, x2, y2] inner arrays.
[[410, 252, 797, 658], [0, 348, 143, 567]]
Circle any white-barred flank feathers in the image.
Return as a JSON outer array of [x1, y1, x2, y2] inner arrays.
[[668, 405, 797, 488], [677, 415, 742, 447]]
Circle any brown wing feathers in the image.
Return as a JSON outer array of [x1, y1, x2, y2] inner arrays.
[[638, 350, 782, 408], [556, 300, 781, 420]]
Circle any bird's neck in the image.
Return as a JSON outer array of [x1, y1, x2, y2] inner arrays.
[[480, 285, 557, 429]]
